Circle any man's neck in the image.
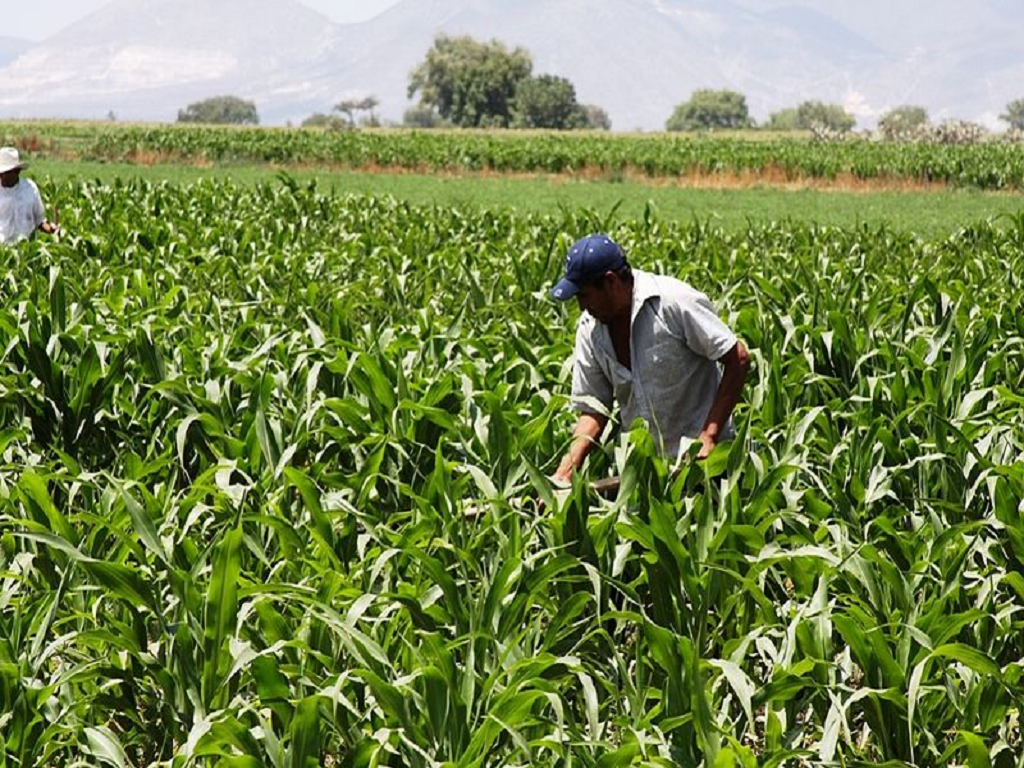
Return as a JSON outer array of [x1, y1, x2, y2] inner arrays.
[[614, 285, 635, 329]]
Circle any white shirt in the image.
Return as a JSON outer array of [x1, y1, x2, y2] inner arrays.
[[0, 179, 45, 245], [571, 269, 738, 457]]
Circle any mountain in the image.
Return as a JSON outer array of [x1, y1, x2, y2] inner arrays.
[[302, 0, 894, 130], [0, 0, 1022, 130], [0, 0, 337, 122], [727, 0, 1024, 125]]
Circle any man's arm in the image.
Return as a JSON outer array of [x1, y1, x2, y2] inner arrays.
[[31, 187, 57, 235], [698, 340, 750, 459], [553, 411, 608, 484]]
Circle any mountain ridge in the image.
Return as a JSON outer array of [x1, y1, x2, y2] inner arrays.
[[1, 0, 1021, 130]]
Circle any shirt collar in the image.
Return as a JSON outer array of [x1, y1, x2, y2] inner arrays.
[[630, 269, 661, 322]]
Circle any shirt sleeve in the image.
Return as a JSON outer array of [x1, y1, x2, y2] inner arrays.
[[28, 181, 44, 229], [570, 317, 614, 416], [663, 286, 738, 361]]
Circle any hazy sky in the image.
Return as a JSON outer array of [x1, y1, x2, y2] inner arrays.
[[8, 0, 403, 41]]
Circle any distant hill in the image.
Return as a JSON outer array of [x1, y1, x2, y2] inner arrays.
[[1, 0, 1023, 130], [0, 0, 337, 123], [307, 0, 896, 130]]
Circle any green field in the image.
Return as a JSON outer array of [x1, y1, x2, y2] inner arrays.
[[1, 127, 1023, 766], [31, 158, 1024, 238], [7, 120, 1024, 189]]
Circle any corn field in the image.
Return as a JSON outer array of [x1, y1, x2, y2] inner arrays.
[[1, 177, 1023, 766], [6, 122, 1024, 189]]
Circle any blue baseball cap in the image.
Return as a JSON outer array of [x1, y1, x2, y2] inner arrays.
[[550, 234, 627, 300]]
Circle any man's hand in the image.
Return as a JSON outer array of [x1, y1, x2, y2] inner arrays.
[[551, 459, 575, 487], [697, 341, 750, 459], [696, 431, 717, 459], [549, 471, 572, 489], [39, 221, 59, 235], [553, 412, 607, 483]]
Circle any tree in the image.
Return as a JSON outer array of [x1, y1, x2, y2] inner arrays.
[[301, 113, 349, 131], [1000, 98, 1024, 130], [408, 35, 533, 128], [512, 74, 587, 130], [403, 105, 448, 129], [764, 101, 855, 133], [177, 95, 259, 125], [764, 107, 799, 131], [878, 105, 929, 138], [582, 104, 611, 131], [795, 100, 855, 132], [334, 96, 379, 127], [665, 89, 752, 132]]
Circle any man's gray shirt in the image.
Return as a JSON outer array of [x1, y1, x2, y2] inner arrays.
[[570, 269, 738, 457]]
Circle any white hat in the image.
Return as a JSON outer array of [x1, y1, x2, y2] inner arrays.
[[0, 147, 28, 174]]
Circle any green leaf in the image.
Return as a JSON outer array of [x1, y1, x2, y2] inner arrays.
[[121, 486, 169, 565], [80, 560, 156, 612], [83, 726, 128, 768], [930, 644, 1002, 679], [204, 526, 243, 708], [289, 696, 321, 768], [18, 470, 77, 545], [951, 732, 993, 768]]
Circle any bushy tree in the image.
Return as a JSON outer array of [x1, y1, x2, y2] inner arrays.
[[301, 113, 349, 131], [582, 104, 611, 131], [1000, 98, 1024, 130], [408, 35, 532, 128], [177, 95, 259, 125], [764, 107, 799, 131], [878, 105, 929, 139], [512, 74, 587, 130], [665, 89, 752, 132], [795, 100, 856, 132], [764, 101, 855, 133], [402, 105, 447, 128], [335, 96, 379, 127]]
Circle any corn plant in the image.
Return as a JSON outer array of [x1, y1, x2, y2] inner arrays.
[[0, 177, 1021, 766]]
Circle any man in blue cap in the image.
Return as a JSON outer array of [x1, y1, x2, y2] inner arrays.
[[550, 233, 749, 484]]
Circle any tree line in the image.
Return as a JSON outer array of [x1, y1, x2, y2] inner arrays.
[[175, 34, 1024, 136], [667, 90, 858, 133], [664, 90, 1024, 137]]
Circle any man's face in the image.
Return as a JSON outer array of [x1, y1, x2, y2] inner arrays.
[[0, 169, 20, 188], [576, 275, 617, 324]]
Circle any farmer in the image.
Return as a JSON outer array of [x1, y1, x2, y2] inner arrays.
[[550, 233, 749, 484], [0, 147, 59, 245]]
